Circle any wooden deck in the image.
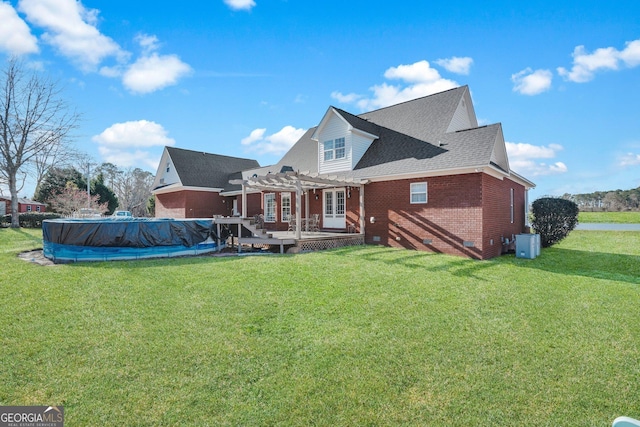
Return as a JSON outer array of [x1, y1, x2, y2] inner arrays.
[[213, 217, 364, 254]]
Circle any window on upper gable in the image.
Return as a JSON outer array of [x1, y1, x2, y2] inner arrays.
[[410, 182, 428, 204], [323, 137, 346, 161]]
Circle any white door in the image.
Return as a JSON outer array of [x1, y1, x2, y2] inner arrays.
[[0, 201, 5, 216], [323, 188, 346, 229]]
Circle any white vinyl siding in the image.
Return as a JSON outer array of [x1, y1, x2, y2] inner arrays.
[[317, 110, 378, 174], [318, 114, 351, 174], [410, 182, 428, 204], [446, 91, 478, 132], [351, 132, 376, 168], [264, 193, 276, 222]]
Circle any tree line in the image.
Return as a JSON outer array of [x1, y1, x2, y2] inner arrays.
[[561, 187, 640, 211], [34, 164, 155, 218]]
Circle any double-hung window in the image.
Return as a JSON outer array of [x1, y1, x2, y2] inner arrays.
[[281, 192, 291, 222], [323, 137, 346, 161], [264, 193, 276, 222], [410, 182, 428, 204]]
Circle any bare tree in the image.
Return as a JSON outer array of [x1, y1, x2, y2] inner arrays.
[[0, 59, 79, 227], [113, 167, 154, 216]]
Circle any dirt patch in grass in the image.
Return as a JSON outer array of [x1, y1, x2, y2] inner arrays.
[[18, 250, 56, 266]]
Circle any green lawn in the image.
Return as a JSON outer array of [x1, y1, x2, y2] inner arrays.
[[579, 211, 640, 223], [1, 228, 639, 426]]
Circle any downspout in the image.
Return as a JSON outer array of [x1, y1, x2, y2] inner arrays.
[[359, 184, 365, 235]]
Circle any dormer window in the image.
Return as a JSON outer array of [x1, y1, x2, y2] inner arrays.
[[323, 137, 346, 161]]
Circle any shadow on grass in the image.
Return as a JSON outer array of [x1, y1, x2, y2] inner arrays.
[[325, 245, 496, 281], [13, 228, 43, 244], [65, 251, 283, 269], [504, 247, 640, 285]]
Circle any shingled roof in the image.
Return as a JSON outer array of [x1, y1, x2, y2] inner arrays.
[[254, 85, 526, 185], [166, 147, 259, 189]]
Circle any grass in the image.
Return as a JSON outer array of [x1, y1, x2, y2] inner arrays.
[[579, 211, 640, 223], [1, 228, 640, 426]]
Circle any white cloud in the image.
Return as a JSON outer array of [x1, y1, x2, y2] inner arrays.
[[333, 60, 459, 111], [122, 53, 192, 94], [18, 0, 126, 71], [619, 39, 640, 67], [0, 2, 38, 55], [135, 33, 160, 55], [241, 128, 266, 145], [224, 0, 256, 11], [506, 142, 567, 176], [435, 56, 473, 75], [241, 126, 305, 155], [620, 152, 640, 167], [331, 91, 361, 104], [93, 120, 175, 148], [93, 120, 175, 169], [557, 38, 640, 83], [511, 68, 553, 95]]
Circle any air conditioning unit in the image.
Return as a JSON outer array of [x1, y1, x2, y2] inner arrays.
[[516, 233, 540, 259]]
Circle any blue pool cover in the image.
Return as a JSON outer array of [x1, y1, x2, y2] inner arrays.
[[42, 218, 225, 263]]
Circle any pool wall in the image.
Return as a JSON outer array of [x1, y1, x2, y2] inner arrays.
[[42, 218, 224, 263]]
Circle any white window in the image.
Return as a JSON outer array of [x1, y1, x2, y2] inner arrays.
[[410, 182, 428, 204], [324, 191, 333, 215], [166, 161, 170, 173], [27, 205, 32, 212], [323, 137, 346, 161], [281, 192, 291, 222], [334, 137, 346, 159], [264, 193, 276, 222], [36, 206, 41, 212]]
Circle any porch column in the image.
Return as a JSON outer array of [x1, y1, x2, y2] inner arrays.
[[305, 190, 310, 232], [241, 184, 247, 218], [295, 180, 302, 240], [359, 184, 365, 234]]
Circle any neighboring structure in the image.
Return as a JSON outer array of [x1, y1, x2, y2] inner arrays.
[[153, 86, 535, 259], [151, 147, 259, 218], [0, 196, 47, 215]]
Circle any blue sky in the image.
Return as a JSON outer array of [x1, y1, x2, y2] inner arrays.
[[1, 0, 639, 200]]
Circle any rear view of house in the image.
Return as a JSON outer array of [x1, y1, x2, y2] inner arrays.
[[151, 148, 259, 218], [153, 86, 535, 259]]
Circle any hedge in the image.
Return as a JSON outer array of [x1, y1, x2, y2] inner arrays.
[[1, 212, 62, 228]]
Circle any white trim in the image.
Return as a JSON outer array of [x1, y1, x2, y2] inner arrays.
[[152, 184, 223, 195], [281, 192, 291, 222], [361, 164, 534, 189], [410, 182, 428, 204], [264, 193, 276, 222]]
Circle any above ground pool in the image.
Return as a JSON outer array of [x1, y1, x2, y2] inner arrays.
[[42, 218, 225, 263]]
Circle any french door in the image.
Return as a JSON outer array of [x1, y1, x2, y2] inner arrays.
[[323, 188, 346, 229]]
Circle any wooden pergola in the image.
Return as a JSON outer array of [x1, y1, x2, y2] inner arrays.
[[230, 171, 368, 240]]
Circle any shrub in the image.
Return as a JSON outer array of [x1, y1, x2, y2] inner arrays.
[[531, 197, 579, 247], [1, 212, 62, 228]]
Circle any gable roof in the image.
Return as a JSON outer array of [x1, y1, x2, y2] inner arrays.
[[255, 85, 533, 188], [166, 146, 259, 189]]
